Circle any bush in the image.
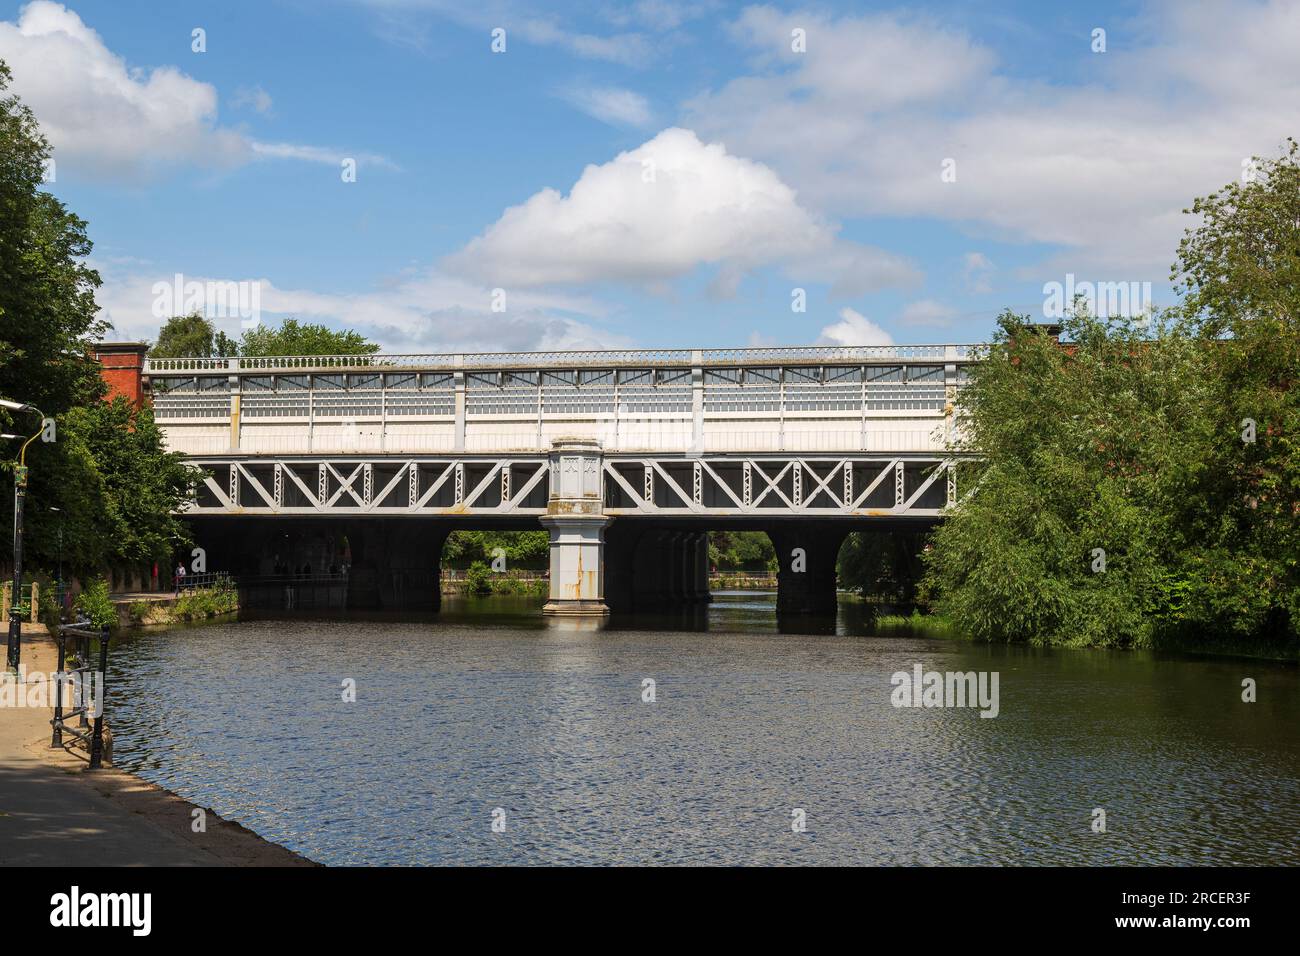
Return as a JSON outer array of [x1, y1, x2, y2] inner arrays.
[[74, 578, 117, 630], [172, 583, 237, 621], [464, 561, 493, 596]]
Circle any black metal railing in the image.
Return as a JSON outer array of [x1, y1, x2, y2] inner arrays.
[[174, 571, 236, 592], [50, 619, 111, 769]]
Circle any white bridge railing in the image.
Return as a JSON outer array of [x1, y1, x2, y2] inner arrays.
[[149, 343, 978, 459], [145, 343, 980, 374]]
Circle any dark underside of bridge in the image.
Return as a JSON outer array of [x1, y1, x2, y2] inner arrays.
[[186, 515, 938, 617]]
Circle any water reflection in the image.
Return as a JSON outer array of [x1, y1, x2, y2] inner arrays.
[[106, 592, 1300, 866]]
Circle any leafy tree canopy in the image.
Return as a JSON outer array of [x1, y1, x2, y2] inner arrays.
[[239, 318, 380, 357], [923, 138, 1300, 653], [0, 61, 104, 421], [152, 314, 373, 358], [1, 58, 198, 579], [151, 313, 237, 358], [442, 530, 549, 569]]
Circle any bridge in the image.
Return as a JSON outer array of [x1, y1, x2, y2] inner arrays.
[[139, 344, 979, 616]]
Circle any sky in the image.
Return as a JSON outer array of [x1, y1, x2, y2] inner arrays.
[[3, 0, 1299, 352]]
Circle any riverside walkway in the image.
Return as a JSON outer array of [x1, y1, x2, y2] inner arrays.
[[0, 634, 310, 866]]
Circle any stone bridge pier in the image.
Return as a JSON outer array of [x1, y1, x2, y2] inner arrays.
[[538, 442, 857, 617], [768, 523, 850, 616], [539, 439, 610, 616]]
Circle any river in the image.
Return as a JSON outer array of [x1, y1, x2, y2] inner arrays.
[[105, 592, 1300, 865]]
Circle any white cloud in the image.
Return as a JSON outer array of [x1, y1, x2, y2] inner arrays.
[[232, 85, 274, 115], [94, 264, 625, 353], [250, 142, 397, 170], [0, 2, 387, 179], [558, 85, 652, 126], [0, 2, 244, 177], [816, 307, 894, 347], [445, 127, 918, 292], [685, 1, 1300, 275], [354, 0, 654, 65], [606, 0, 717, 32], [899, 299, 957, 329], [962, 252, 994, 294]]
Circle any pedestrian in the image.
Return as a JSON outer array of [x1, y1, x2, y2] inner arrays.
[[175, 562, 186, 595]]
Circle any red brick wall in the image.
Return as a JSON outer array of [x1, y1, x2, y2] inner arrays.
[[93, 343, 149, 410]]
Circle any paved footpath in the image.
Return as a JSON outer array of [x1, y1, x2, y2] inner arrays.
[[1, 633, 313, 867]]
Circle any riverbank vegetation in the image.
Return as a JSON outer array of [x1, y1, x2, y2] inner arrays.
[[708, 531, 776, 574], [73, 579, 116, 629], [922, 141, 1300, 658], [454, 562, 547, 597], [171, 582, 239, 622], [871, 611, 961, 639], [838, 531, 928, 604], [442, 530, 549, 571], [0, 64, 196, 592]]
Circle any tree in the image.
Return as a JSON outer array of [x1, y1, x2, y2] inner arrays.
[[214, 330, 239, 356], [1173, 137, 1300, 335], [1, 58, 199, 580], [151, 313, 218, 357], [68, 398, 198, 566], [707, 530, 775, 573], [839, 530, 927, 603], [0, 61, 105, 420], [2, 58, 107, 574], [922, 140, 1300, 654], [921, 311, 1216, 647], [442, 530, 549, 569], [239, 318, 379, 357], [1171, 139, 1300, 642]]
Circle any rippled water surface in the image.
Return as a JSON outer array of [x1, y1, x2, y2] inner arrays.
[[107, 593, 1300, 865]]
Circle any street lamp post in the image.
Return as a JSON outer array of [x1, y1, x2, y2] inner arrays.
[[2, 399, 46, 671]]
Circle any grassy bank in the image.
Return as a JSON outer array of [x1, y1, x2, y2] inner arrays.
[[864, 608, 1298, 662], [443, 564, 547, 597], [711, 574, 777, 590], [870, 610, 964, 640], [125, 586, 238, 627]]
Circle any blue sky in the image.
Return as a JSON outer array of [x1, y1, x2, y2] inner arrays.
[[3, 0, 1299, 352]]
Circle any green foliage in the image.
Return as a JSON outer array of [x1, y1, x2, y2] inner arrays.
[[464, 561, 493, 596], [923, 310, 1227, 647], [63, 398, 198, 566], [443, 530, 549, 569], [924, 139, 1300, 654], [152, 314, 374, 359], [707, 530, 775, 573], [74, 577, 117, 630], [0, 63, 198, 579], [172, 583, 237, 621], [0, 62, 106, 422], [151, 313, 222, 358], [839, 531, 927, 602], [710, 571, 776, 590], [1173, 136, 1300, 334], [238, 318, 379, 357], [872, 611, 960, 639]]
